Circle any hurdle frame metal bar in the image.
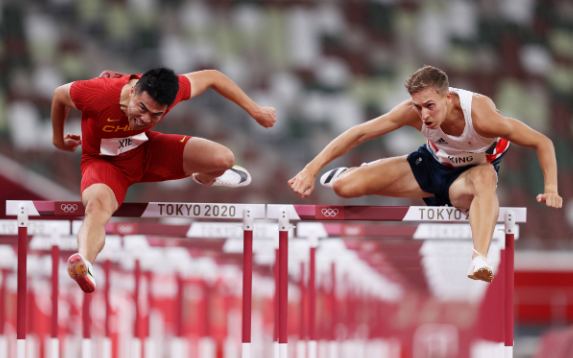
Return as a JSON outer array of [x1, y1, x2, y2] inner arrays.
[[7, 201, 265, 358], [50, 231, 60, 358], [307, 231, 318, 358], [104, 260, 112, 358], [277, 208, 290, 358], [268, 204, 526, 358], [17, 204, 28, 358], [242, 208, 254, 358], [0, 268, 8, 357]]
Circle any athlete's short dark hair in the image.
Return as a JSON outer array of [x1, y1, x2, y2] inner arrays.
[[405, 65, 449, 96], [135, 67, 179, 107]]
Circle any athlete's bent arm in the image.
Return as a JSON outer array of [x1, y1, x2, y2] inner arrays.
[[289, 99, 420, 198], [472, 96, 562, 208], [51, 82, 81, 152], [184, 70, 276, 128]]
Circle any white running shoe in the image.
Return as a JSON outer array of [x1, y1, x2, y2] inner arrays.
[[192, 166, 252, 188], [467, 248, 494, 283], [320, 167, 348, 188]]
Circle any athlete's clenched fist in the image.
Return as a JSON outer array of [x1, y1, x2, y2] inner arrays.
[[251, 106, 277, 128], [537, 192, 563, 209]]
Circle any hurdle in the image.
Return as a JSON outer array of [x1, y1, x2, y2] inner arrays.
[[6, 201, 525, 358], [6, 200, 265, 358], [267, 205, 526, 358]]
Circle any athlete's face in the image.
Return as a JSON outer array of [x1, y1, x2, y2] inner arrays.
[[127, 88, 169, 131], [411, 88, 451, 130]]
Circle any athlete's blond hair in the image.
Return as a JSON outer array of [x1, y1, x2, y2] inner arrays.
[[405, 65, 449, 96]]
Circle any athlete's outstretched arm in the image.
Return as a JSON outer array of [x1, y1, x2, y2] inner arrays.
[[51, 83, 82, 152], [289, 99, 420, 198], [184, 70, 276, 128], [472, 96, 562, 209]]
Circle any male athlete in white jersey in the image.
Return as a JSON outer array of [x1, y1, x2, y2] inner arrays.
[[289, 65, 562, 283]]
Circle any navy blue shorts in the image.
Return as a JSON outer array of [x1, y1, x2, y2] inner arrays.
[[407, 144, 503, 207]]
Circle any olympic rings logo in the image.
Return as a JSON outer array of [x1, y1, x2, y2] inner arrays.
[[321, 208, 339, 217], [117, 224, 135, 235], [343, 226, 361, 236], [60, 204, 78, 213]]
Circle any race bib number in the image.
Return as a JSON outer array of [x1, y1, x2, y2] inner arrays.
[[100, 133, 148, 156]]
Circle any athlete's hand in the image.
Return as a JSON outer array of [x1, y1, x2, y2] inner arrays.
[[288, 167, 316, 199], [251, 107, 276, 128], [54, 133, 81, 152], [537, 192, 563, 208]]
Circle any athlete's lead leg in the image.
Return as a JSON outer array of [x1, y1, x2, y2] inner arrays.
[[69, 183, 118, 293], [79, 184, 118, 263], [450, 164, 499, 282]]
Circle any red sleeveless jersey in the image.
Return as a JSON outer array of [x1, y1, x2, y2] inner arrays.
[[70, 74, 191, 156]]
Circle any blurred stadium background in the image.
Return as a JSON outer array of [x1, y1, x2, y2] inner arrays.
[[0, 0, 572, 357]]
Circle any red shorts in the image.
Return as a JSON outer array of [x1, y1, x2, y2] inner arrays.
[[81, 131, 192, 205]]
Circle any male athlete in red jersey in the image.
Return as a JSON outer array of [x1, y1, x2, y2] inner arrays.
[[289, 66, 562, 283], [51, 68, 276, 292]]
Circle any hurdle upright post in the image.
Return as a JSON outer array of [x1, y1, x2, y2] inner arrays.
[[278, 208, 290, 358], [241, 207, 254, 358], [134, 259, 142, 358], [0, 269, 8, 357], [307, 230, 318, 358], [50, 226, 60, 358], [297, 261, 306, 358], [82, 293, 92, 358], [504, 210, 515, 358], [17, 203, 28, 358], [104, 260, 112, 358], [273, 242, 279, 358]]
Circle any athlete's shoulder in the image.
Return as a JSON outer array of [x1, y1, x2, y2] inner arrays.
[[176, 74, 191, 101], [70, 76, 123, 112], [470, 93, 507, 138], [471, 93, 499, 121]]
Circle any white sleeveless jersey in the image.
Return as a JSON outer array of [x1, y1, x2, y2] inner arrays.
[[421, 87, 510, 168]]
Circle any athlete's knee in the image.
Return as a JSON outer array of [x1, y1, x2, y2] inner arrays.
[[213, 149, 235, 171], [333, 178, 359, 199], [84, 197, 114, 219], [472, 165, 497, 192]]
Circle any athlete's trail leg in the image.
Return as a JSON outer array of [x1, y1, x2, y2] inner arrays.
[[182, 137, 235, 186], [450, 164, 499, 259], [333, 156, 432, 199], [78, 184, 118, 263]]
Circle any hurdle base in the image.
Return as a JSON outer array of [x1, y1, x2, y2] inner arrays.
[[103, 337, 112, 358], [17, 338, 25, 358], [308, 340, 317, 358], [296, 340, 306, 358], [171, 337, 188, 358], [199, 337, 216, 358], [132, 338, 142, 358], [82, 338, 92, 358], [328, 341, 338, 358], [0, 336, 7, 358], [48, 338, 59, 358], [505, 345, 513, 358], [242, 342, 251, 358], [145, 338, 155, 358], [279, 343, 288, 358]]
